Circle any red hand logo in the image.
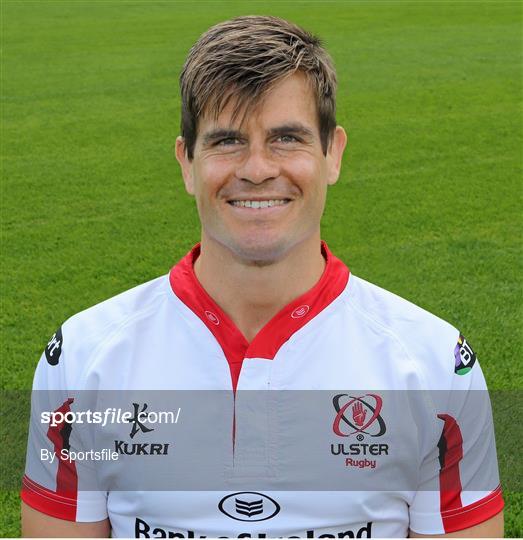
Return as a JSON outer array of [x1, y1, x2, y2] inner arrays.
[[352, 401, 366, 427]]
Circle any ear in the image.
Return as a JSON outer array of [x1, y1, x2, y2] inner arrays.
[[326, 126, 347, 186], [175, 136, 195, 195]]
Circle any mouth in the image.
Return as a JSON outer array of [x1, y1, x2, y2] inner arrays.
[[227, 199, 291, 209]]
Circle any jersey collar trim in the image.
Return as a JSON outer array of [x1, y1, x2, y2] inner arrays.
[[169, 242, 349, 389]]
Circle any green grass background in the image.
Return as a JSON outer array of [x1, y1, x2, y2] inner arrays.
[[1, 0, 521, 536]]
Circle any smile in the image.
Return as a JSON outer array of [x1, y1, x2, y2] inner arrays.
[[228, 199, 290, 209]]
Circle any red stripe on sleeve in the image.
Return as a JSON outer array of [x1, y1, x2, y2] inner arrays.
[[440, 485, 504, 533], [437, 413, 464, 517], [46, 398, 78, 497], [21, 398, 79, 520], [21, 475, 77, 521]]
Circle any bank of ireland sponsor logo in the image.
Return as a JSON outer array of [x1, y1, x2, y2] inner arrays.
[[218, 492, 280, 522], [454, 334, 477, 375], [331, 394, 388, 469], [135, 516, 373, 538]]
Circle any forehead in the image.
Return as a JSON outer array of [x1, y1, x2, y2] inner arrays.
[[198, 73, 319, 134]]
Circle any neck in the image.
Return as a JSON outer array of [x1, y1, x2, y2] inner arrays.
[[194, 235, 325, 342]]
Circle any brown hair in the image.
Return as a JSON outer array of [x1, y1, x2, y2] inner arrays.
[[180, 15, 337, 159]]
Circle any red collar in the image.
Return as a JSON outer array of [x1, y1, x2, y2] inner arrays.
[[169, 242, 349, 390]]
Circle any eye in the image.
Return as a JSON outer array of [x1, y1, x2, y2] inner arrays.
[[217, 137, 242, 146], [276, 134, 300, 144]]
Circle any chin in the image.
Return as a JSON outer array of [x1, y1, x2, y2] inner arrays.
[[228, 236, 292, 267]]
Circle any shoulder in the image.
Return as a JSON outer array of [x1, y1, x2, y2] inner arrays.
[[64, 274, 170, 340], [342, 274, 463, 388], [38, 275, 172, 388], [344, 274, 457, 340]]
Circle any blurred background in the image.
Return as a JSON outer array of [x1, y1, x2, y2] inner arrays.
[[1, 1, 521, 535]]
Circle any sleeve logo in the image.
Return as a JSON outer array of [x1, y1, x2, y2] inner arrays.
[[45, 326, 63, 366], [454, 334, 477, 375]]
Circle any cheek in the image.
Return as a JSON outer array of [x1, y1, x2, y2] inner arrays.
[[194, 159, 232, 199], [191, 164, 214, 203], [191, 161, 234, 225], [284, 157, 328, 199]]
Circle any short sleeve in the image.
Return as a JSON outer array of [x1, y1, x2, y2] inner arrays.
[[21, 325, 108, 522], [409, 334, 504, 534]]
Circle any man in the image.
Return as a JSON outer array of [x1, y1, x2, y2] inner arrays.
[[21, 16, 503, 537]]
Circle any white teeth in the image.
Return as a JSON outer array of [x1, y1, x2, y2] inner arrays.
[[230, 199, 287, 208]]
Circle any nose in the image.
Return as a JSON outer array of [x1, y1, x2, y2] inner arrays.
[[235, 144, 280, 184]]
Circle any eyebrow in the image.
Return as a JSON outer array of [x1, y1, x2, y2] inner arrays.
[[267, 123, 315, 139], [200, 123, 316, 147], [201, 129, 242, 146]]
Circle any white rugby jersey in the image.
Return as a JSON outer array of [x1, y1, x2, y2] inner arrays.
[[22, 243, 503, 537]]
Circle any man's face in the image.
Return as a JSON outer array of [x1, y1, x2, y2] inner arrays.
[[176, 73, 346, 264]]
